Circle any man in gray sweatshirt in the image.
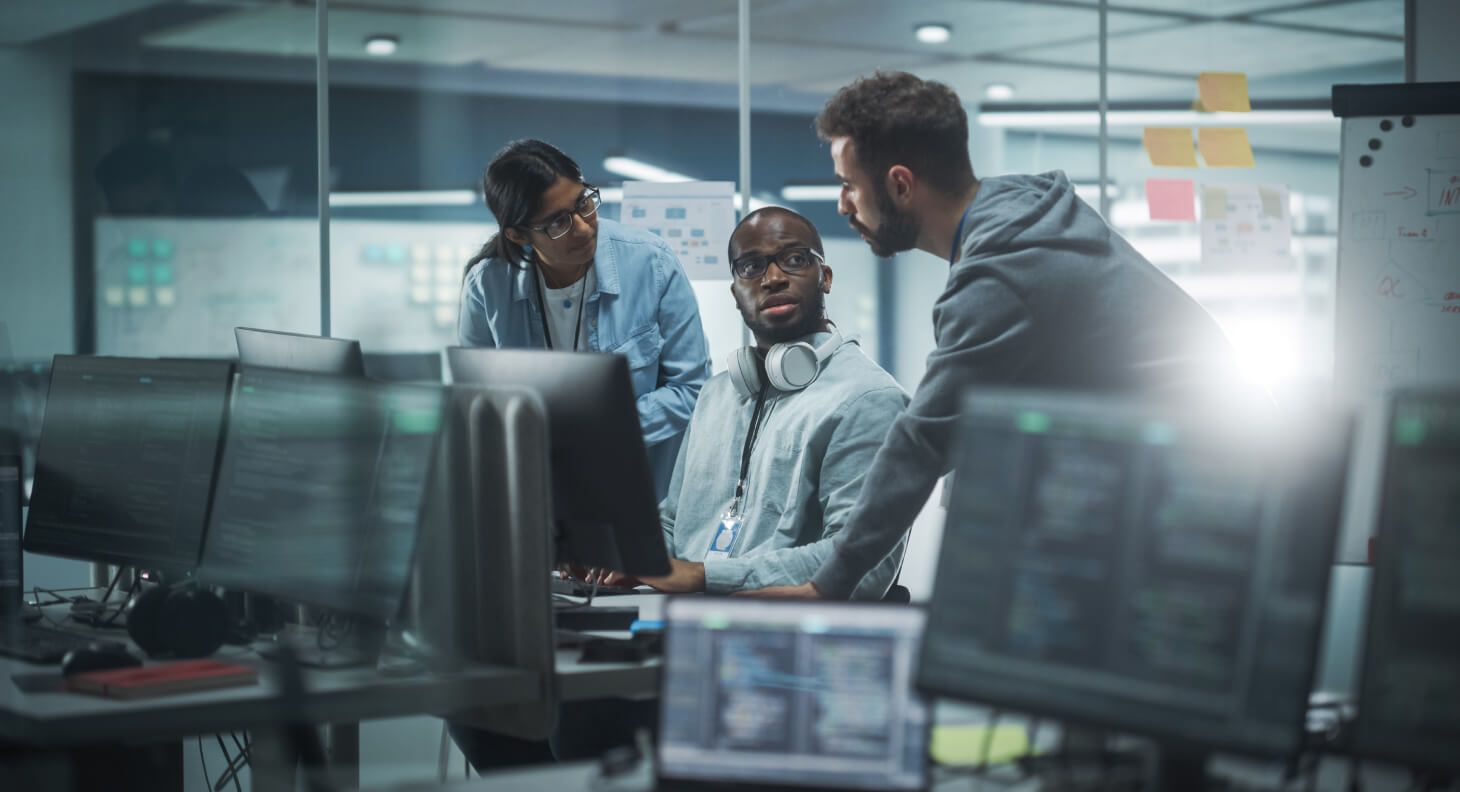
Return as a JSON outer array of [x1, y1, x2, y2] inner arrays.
[[753, 71, 1235, 600]]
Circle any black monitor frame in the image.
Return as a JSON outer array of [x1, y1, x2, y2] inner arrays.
[[23, 355, 235, 571], [1, 449, 21, 617], [235, 327, 366, 378], [446, 348, 670, 577], [917, 390, 1349, 780], [1354, 387, 1460, 774]]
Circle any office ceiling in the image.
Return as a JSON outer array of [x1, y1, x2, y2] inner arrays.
[[3, 0, 1403, 152]]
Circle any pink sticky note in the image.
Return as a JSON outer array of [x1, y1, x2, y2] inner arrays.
[[1146, 178, 1197, 221]]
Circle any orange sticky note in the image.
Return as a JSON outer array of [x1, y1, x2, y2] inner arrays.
[[1146, 179, 1196, 221], [1198, 128, 1255, 168], [1197, 72, 1251, 112], [1143, 128, 1197, 167]]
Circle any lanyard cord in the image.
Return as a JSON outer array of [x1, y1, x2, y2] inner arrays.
[[531, 265, 588, 351], [733, 382, 771, 507]]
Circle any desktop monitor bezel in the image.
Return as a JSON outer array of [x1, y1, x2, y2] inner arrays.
[[1353, 387, 1460, 774], [916, 389, 1348, 764], [234, 327, 367, 378], [657, 597, 932, 792], [22, 355, 235, 571], [445, 347, 671, 578]]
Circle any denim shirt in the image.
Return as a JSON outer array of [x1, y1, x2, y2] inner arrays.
[[457, 218, 711, 497]]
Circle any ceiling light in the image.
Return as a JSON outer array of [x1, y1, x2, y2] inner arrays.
[[329, 190, 475, 207], [364, 35, 399, 57], [985, 83, 1016, 102], [781, 184, 842, 202], [603, 156, 693, 183], [915, 23, 952, 44], [976, 109, 1335, 127]]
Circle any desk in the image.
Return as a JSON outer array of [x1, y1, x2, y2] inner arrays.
[[553, 593, 664, 703]]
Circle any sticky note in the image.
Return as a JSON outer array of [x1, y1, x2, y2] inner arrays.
[[930, 724, 1031, 766], [1199, 128, 1255, 168], [1143, 128, 1197, 167], [1146, 179, 1197, 221], [1258, 186, 1285, 218], [1202, 187, 1228, 219], [1197, 72, 1251, 113]]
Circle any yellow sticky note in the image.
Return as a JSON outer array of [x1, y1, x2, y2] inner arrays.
[[1199, 128, 1255, 168], [1143, 128, 1197, 167], [1202, 186, 1228, 219], [930, 724, 1031, 766], [1197, 72, 1251, 113]]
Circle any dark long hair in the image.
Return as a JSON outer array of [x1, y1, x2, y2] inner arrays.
[[464, 139, 584, 277]]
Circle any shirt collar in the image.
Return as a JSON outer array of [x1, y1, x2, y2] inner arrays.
[[509, 221, 622, 302]]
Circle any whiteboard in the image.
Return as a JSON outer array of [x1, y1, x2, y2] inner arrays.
[[1333, 105, 1460, 563]]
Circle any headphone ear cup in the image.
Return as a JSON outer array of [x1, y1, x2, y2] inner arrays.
[[126, 586, 170, 657], [159, 588, 228, 659], [765, 342, 820, 392], [727, 348, 763, 400]]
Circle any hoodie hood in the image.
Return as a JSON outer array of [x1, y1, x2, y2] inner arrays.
[[957, 171, 1098, 260]]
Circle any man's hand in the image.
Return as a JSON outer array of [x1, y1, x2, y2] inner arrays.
[[640, 558, 707, 594], [733, 582, 823, 599]]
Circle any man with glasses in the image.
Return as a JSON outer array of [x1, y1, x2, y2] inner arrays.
[[588, 206, 908, 599]]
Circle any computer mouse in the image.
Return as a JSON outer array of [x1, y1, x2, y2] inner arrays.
[[60, 644, 143, 677]]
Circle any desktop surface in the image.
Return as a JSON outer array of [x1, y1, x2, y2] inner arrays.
[[1355, 389, 1460, 772], [658, 598, 929, 791], [196, 368, 443, 622], [919, 391, 1347, 762], [23, 356, 234, 569]]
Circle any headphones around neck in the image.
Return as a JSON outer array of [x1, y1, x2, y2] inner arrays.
[[728, 327, 851, 399]]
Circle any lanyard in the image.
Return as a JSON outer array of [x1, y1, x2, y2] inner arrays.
[[949, 202, 976, 266], [732, 382, 772, 512], [531, 267, 588, 351]]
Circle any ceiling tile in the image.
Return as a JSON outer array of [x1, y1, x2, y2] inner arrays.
[[1252, 0, 1404, 37]]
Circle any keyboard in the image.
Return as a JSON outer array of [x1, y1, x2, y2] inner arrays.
[[0, 624, 121, 664], [550, 578, 643, 598]]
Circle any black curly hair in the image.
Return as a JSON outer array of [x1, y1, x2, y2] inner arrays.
[[815, 71, 975, 197]]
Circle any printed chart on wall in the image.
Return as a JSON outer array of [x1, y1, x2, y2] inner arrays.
[[620, 181, 735, 281], [1201, 183, 1292, 268], [1335, 107, 1460, 397]]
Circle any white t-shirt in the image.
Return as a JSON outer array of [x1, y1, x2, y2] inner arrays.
[[537, 265, 595, 351]]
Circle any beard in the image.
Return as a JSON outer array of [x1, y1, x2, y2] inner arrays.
[[853, 185, 920, 258], [741, 284, 827, 346]]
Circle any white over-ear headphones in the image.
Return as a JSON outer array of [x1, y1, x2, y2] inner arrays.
[[728, 327, 850, 399]]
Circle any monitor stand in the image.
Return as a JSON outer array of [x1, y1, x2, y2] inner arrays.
[[255, 619, 387, 669]]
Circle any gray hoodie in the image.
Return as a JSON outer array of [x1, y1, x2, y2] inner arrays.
[[811, 171, 1235, 599]]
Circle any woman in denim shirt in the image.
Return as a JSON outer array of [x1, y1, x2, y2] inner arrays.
[[457, 139, 710, 498]]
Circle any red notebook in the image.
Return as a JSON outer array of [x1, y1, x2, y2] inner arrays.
[[67, 659, 258, 699]]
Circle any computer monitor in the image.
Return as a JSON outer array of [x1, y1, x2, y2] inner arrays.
[[658, 598, 931, 791], [234, 327, 366, 377], [24, 356, 234, 570], [196, 367, 443, 625], [918, 390, 1349, 788], [446, 348, 670, 577], [1355, 388, 1460, 773]]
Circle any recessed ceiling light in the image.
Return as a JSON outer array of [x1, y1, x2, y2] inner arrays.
[[914, 23, 952, 44], [985, 83, 1016, 101], [364, 35, 399, 57]]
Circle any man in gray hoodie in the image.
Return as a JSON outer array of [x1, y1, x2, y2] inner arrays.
[[753, 71, 1235, 600]]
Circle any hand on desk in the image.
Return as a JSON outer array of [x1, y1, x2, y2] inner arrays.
[[559, 564, 641, 589], [639, 558, 706, 594], [734, 581, 823, 599]]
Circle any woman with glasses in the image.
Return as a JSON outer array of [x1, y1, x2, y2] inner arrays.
[[458, 139, 710, 500]]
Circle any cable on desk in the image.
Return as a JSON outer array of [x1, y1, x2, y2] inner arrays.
[[198, 736, 210, 792], [98, 576, 141, 628], [215, 734, 243, 792]]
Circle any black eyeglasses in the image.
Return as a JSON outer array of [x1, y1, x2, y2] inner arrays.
[[730, 246, 824, 280], [525, 186, 601, 240]]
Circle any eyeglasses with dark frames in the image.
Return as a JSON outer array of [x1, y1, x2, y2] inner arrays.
[[730, 246, 824, 280], [525, 186, 601, 240]]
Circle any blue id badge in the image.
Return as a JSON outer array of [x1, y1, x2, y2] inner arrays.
[[705, 510, 742, 561]]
